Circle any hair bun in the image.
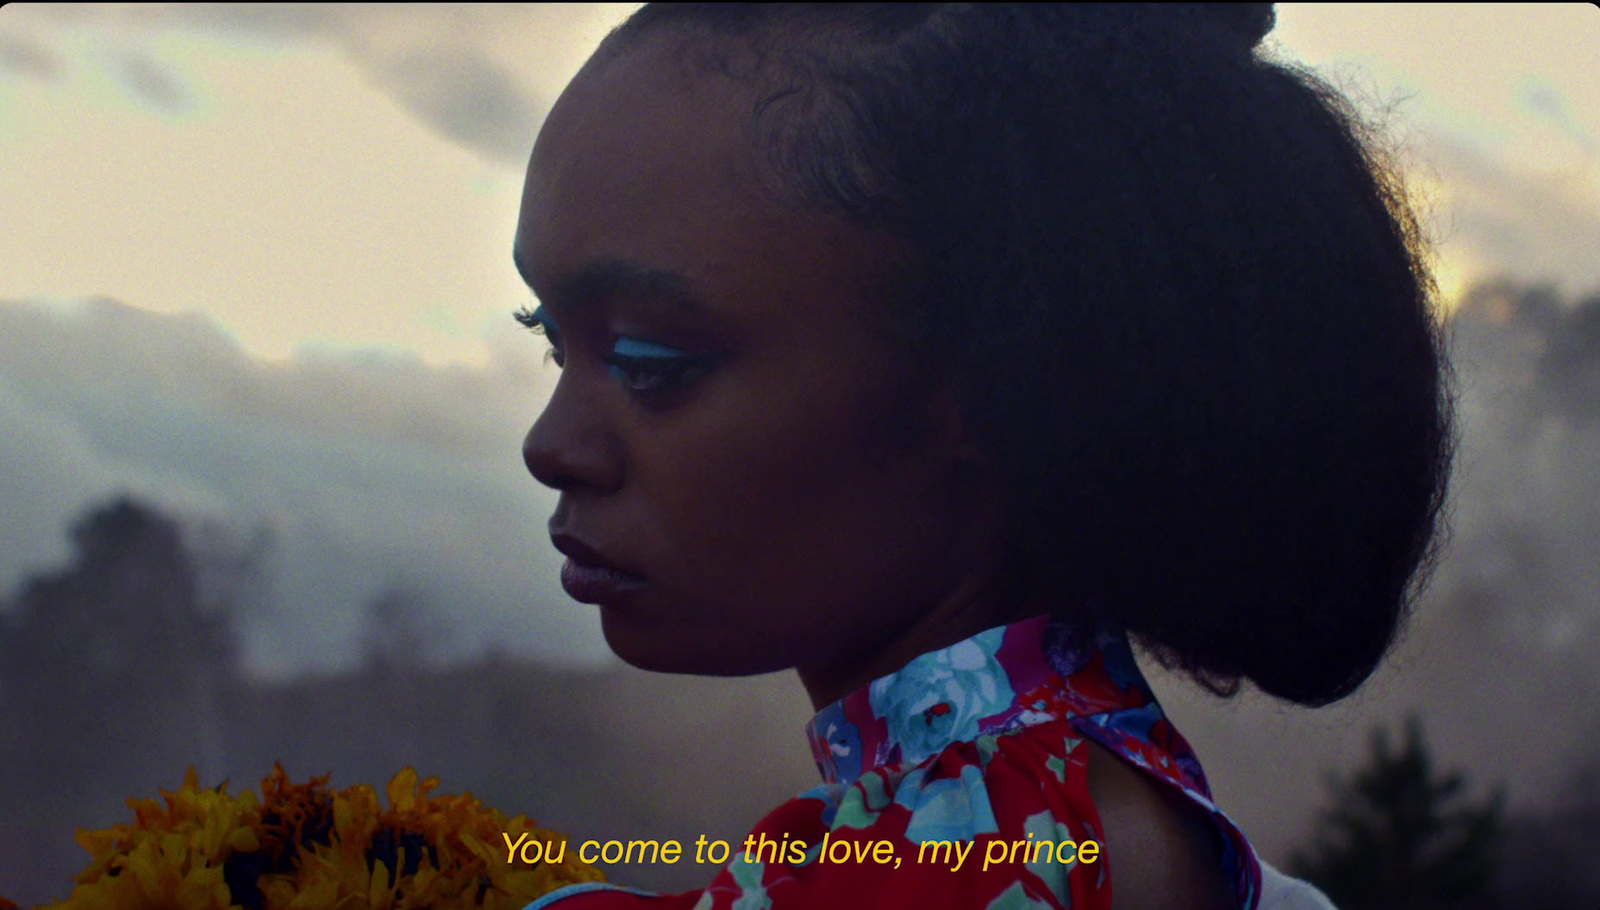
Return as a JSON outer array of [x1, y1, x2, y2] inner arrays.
[[1189, 3, 1276, 49]]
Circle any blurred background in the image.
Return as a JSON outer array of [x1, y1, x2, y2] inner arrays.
[[0, 4, 1596, 906]]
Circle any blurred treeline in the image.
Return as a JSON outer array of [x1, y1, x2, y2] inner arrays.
[[2, 278, 1598, 906], [0, 498, 816, 904], [1291, 715, 1600, 909]]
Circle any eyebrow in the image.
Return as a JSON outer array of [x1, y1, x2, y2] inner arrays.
[[513, 247, 698, 314]]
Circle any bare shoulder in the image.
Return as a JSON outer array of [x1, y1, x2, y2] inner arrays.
[[1084, 740, 1239, 910]]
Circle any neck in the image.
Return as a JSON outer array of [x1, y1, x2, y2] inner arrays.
[[796, 561, 1032, 711]]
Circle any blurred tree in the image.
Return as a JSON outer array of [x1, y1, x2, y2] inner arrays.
[[1539, 293, 1600, 426], [1290, 715, 1505, 909], [358, 584, 445, 764], [1495, 761, 1600, 909], [0, 497, 239, 798], [361, 584, 438, 673], [186, 512, 277, 637]]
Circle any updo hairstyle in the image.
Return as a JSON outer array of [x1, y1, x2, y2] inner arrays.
[[594, 4, 1454, 707]]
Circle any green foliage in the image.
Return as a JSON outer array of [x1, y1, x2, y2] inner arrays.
[[1290, 715, 1505, 909]]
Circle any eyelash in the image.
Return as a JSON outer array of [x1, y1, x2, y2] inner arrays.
[[513, 305, 563, 367], [513, 305, 717, 398]]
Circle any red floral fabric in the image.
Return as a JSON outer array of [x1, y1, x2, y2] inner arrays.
[[525, 611, 1262, 910]]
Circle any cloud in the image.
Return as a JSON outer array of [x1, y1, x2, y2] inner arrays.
[[358, 45, 542, 167], [168, 3, 345, 39], [1516, 77, 1598, 157], [0, 32, 61, 82], [1423, 128, 1600, 298], [178, 5, 553, 166], [1, 4, 592, 168], [0, 297, 602, 678], [113, 48, 195, 115]]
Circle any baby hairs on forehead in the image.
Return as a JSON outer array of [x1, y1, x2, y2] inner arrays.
[[595, 4, 1454, 708]]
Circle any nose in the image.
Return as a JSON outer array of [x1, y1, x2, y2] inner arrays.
[[522, 378, 623, 494]]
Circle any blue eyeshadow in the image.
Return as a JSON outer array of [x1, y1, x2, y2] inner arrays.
[[612, 337, 691, 359]]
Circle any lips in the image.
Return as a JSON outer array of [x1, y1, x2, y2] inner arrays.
[[549, 531, 646, 604]]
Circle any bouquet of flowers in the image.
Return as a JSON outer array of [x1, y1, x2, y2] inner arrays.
[[14, 765, 602, 910]]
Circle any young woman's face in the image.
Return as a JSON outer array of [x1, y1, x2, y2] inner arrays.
[[514, 34, 1005, 703]]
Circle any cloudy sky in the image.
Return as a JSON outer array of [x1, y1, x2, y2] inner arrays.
[[0, 3, 1596, 688]]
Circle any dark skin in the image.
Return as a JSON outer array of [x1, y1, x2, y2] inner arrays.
[[515, 30, 1234, 910]]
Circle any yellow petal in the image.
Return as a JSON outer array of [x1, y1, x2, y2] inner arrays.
[[386, 768, 419, 813], [228, 827, 260, 853], [368, 858, 394, 910]]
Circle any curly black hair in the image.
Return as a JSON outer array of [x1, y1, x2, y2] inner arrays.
[[594, 3, 1454, 707]]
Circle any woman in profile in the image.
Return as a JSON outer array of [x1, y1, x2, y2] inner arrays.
[[511, 4, 1451, 909]]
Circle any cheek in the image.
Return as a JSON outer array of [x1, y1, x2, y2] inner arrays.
[[646, 431, 850, 563], [649, 381, 886, 531], [639, 392, 943, 609]]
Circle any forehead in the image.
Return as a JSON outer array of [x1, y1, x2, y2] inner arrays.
[[515, 33, 780, 284], [512, 29, 913, 345]]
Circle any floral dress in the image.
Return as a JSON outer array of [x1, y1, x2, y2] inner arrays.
[[525, 611, 1263, 909]]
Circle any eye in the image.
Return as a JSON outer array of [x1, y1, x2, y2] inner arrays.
[[605, 337, 718, 398], [514, 305, 564, 367]]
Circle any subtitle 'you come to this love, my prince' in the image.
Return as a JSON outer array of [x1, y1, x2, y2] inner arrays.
[[504, 832, 1101, 875]]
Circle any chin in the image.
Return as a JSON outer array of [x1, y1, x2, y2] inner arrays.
[[598, 609, 782, 677]]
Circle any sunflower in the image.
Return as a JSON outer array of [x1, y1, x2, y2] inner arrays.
[[42, 765, 602, 910]]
